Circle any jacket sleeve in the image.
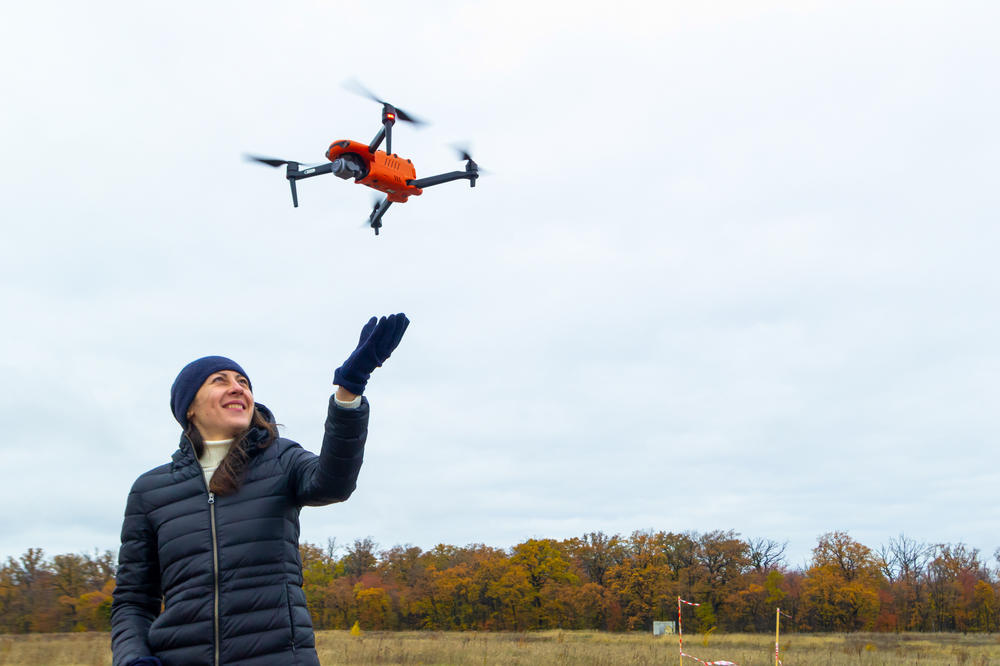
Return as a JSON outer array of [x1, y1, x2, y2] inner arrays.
[[111, 483, 161, 666], [285, 394, 369, 506]]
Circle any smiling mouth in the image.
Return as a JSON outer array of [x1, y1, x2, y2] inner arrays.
[[224, 403, 246, 410]]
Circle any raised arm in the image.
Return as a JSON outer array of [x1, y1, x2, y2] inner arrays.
[[287, 313, 408, 506], [287, 394, 369, 505]]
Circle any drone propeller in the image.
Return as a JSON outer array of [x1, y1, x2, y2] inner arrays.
[[451, 143, 487, 177], [342, 79, 426, 125], [245, 154, 315, 206], [452, 144, 475, 163], [362, 195, 382, 227], [363, 194, 393, 235], [245, 155, 296, 168], [246, 155, 328, 168]]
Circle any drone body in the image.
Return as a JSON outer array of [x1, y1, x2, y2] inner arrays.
[[249, 87, 479, 235], [326, 139, 420, 203]]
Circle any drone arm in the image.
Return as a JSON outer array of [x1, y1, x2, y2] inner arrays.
[[408, 170, 478, 189], [368, 126, 386, 153], [368, 198, 393, 236], [369, 103, 399, 154], [288, 163, 335, 180], [283, 162, 337, 207]]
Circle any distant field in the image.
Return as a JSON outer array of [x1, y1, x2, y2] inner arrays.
[[1, 630, 998, 665]]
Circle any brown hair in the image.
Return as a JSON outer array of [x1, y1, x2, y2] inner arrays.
[[185, 408, 278, 495]]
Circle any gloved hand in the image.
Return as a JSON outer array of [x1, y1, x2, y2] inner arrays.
[[129, 658, 163, 666], [333, 313, 409, 395]]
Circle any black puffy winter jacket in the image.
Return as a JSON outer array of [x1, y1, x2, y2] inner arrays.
[[111, 397, 368, 666]]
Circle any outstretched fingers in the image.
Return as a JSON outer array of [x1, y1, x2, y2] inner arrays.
[[358, 316, 378, 345], [388, 313, 409, 351], [371, 313, 409, 363]]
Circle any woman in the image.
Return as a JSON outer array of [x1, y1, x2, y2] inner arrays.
[[111, 314, 408, 666]]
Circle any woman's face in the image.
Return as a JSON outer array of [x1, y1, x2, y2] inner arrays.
[[187, 370, 254, 440]]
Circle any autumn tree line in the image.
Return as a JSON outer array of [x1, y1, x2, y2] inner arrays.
[[1, 531, 997, 635]]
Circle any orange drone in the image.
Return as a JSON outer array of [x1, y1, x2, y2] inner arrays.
[[248, 85, 479, 235]]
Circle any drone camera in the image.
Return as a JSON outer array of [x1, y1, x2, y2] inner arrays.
[[331, 153, 368, 180]]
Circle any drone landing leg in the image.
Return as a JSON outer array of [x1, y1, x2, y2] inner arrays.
[[283, 162, 300, 206], [283, 162, 336, 207]]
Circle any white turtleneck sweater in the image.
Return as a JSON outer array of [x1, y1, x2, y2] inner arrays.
[[200, 438, 234, 486], [199, 394, 361, 486]]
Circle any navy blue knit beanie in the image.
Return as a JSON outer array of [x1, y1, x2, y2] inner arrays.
[[170, 356, 252, 428]]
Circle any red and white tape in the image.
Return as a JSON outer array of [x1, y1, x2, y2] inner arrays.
[[677, 597, 740, 666], [681, 651, 738, 665]]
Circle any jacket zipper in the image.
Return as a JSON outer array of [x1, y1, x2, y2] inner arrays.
[[208, 490, 220, 666], [187, 434, 222, 666]]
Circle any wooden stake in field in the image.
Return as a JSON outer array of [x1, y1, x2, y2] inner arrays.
[[775, 607, 791, 665], [774, 608, 780, 666]]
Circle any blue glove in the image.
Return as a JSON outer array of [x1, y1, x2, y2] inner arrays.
[[333, 313, 409, 395], [129, 658, 163, 666]]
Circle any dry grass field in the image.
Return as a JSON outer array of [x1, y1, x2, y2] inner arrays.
[[1, 630, 998, 665]]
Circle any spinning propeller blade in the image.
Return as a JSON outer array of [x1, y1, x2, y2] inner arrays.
[[452, 144, 475, 163], [451, 144, 487, 174], [361, 195, 382, 227], [245, 154, 311, 206], [246, 155, 296, 168], [343, 79, 426, 125]]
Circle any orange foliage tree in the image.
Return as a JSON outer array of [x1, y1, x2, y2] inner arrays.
[[2, 531, 997, 635], [800, 532, 883, 631]]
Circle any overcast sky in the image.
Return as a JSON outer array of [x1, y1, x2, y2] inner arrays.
[[1, 0, 998, 570]]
